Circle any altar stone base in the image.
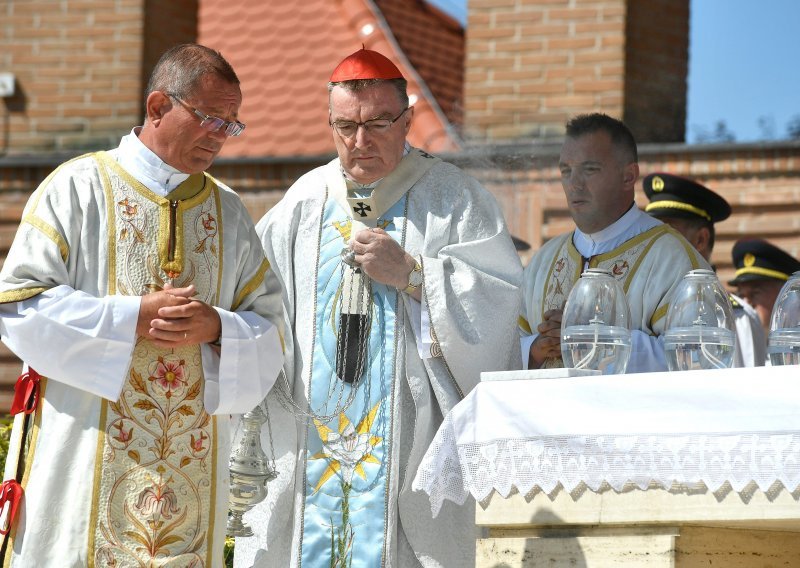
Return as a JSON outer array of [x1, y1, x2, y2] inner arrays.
[[475, 485, 800, 567]]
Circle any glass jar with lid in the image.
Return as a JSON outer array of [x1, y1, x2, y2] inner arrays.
[[663, 269, 736, 371], [561, 268, 632, 374], [767, 271, 800, 365]]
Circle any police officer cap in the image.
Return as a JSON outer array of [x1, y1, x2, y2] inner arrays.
[[643, 173, 731, 223], [728, 238, 800, 286]]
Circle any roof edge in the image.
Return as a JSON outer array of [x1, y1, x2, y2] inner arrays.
[[362, 0, 463, 150]]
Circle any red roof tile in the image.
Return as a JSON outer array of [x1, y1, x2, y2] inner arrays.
[[374, 0, 464, 129], [198, 0, 461, 158]]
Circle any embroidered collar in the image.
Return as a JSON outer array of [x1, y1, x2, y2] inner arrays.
[[573, 204, 661, 259], [116, 127, 190, 196]]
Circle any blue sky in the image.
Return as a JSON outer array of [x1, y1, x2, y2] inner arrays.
[[428, 0, 800, 143], [687, 0, 800, 143]]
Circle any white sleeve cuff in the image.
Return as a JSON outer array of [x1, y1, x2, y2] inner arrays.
[[202, 307, 283, 415], [520, 334, 536, 369], [407, 295, 434, 360], [0, 286, 140, 401]]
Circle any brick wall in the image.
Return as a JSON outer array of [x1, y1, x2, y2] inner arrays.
[[1, 0, 146, 154], [1, 0, 199, 156], [207, 156, 332, 221], [464, 0, 689, 144], [637, 142, 800, 281]]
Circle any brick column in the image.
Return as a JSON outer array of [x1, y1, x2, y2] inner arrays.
[[464, 0, 689, 144], [624, 0, 689, 142]]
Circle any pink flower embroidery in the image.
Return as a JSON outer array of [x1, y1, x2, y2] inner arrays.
[[148, 355, 187, 398], [190, 431, 208, 455], [112, 420, 134, 447], [201, 213, 217, 236], [134, 482, 180, 520], [117, 197, 138, 218]]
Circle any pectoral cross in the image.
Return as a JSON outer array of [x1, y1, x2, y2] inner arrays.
[[353, 202, 371, 217]]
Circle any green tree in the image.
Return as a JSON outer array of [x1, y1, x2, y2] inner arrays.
[[693, 120, 737, 144], [787, 115, 800, 139]]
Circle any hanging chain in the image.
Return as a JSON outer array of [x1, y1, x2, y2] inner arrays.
[[267, 183, 410, 427], [258, 396, 279, 476], [271, 260, 373, 424]]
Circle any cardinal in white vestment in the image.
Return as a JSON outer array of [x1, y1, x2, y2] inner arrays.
[[234, 48, 522, 568], [0, 45, 283, 567]]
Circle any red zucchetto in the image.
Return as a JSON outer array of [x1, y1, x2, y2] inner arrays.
[[330, 46, 404, 82]]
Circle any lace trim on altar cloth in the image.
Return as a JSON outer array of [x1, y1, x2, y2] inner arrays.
[[412, 418, 800, 517]]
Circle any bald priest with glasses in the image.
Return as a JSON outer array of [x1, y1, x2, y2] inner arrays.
[[237, 48, 522, 568], [0, 44, 284, 566]]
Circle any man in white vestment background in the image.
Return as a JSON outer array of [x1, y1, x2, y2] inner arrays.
[[519, 113, 708, 373], [642, 172, 766, 367], [235, 48, 522, 567], [0, 44, 283, 566]]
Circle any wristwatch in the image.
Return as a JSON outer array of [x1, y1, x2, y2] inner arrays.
[[403, 261, 423, 294]]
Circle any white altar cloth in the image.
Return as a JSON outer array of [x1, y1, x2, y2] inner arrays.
[[412, 366, 800, 517]]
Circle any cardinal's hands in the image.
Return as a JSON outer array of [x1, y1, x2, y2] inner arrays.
[[349, 228, 420, 300]]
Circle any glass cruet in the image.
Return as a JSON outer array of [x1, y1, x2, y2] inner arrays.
[[663, 269, 736, 371], [561, 267, 632, 374], [767, 271, 800, 365]]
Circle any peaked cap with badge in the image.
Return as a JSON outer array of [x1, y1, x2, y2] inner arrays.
[[728, 238, 800, 285], [643, 173, 731, 223]]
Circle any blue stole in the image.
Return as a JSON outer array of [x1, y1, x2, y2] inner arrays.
[[300, 196, 406, 567]]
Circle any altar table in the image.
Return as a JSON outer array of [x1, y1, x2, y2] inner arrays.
[[412, 366, 800, 566]]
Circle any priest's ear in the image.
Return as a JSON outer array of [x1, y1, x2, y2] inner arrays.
[[622, 161, 639, 190], [145, 91, 173, 126]]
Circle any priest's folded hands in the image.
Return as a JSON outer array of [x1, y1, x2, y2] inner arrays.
[[136, 284, 222, 347], [530, 308, 564, 367]]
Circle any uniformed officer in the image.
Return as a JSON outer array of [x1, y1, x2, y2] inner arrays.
[[643, 172, 766, 366], [729, 238, 800, 335]]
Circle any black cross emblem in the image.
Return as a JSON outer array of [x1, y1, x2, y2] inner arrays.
[[353, 202, 371, 217]]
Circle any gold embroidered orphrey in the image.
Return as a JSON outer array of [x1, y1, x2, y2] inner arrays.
[[90, 155, 220, 566], [540, 230, 653, 368]]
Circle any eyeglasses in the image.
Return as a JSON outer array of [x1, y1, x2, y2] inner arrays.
[[329, 107, 409, 138], [167, 93, 246, 137]]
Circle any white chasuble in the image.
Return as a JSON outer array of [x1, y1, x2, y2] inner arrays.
[[520, 225, 705, 369], [0, 151, 277, 567], [238, 149, 524, 568]]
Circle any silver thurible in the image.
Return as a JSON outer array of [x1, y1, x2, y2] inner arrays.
[[227, 404, 277, 537]]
